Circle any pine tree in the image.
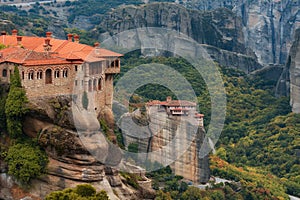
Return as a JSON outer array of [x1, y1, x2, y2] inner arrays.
[[5, 66, 28, 138]]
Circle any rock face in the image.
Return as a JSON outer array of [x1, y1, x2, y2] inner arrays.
[[100, 3, 263, 73], [101, 3, 247, 54], [287, 29, 300, 113], [121, 107, 210, 184], [0, 96, 155, 200], [181, 0, 300, 65]]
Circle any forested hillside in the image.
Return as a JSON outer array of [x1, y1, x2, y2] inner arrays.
[[119, 54, 300, 198], [0, 1, 299, 199]]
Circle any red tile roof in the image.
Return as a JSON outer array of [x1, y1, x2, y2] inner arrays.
[[171, 108, 189, 111], [166, 100, 196, 107], [147, 99, 197, 107], [194, 113, 204, 118], [0, 34, 122, 66]]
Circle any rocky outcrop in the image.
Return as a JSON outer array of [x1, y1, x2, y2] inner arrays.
[[100, 3, 262, 73], [121, 107, 210, 184], [287, 29, 300, 113], [101, 3, 247, 54], [99, 0, 300, 67], [181, 0, 300, 65], [202, 44, 262, 73], [0, 96, 155, 200]]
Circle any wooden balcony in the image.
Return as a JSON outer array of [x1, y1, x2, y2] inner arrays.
[[105, 67, 120, 74]]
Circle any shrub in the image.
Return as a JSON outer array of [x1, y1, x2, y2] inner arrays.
[[75, 184, 96, 197], [45, 184, 109, 200], [5, 143, 48, 184]]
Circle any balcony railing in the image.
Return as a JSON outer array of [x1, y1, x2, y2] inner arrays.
[[105, 67, 120, 74]]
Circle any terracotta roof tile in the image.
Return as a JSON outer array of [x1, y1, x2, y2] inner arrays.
[[147, 99, 197, 107], [0, 35, 122, 64], [194, 113, 204, 118]]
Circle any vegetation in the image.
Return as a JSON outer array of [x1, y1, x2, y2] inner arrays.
[[0, 66, 48, 185], [45, 184, 109, 200], [119, 171, 143, 189], [5, 66, 28, 138], [66, 0, 142, 23], [5, 142, 48, 184], [0, 83, 8, 132], [119, 55, 299, 198], [211, 155, 289, 199], [148, 165, 273, 200], [64, 28, 98, 46], [0, 8, 54, 37]]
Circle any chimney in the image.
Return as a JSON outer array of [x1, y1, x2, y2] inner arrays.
[[17, 36, 22, 46], [12, 29, 18, 36], [46, 32, 52, 38], [94, 42, 100, 48], [45, 38, 50, 45], [67, 33, 73, 42], [43, 38, 52, 52], [74, 34, 79, 43], [1, 31, 6, 36]]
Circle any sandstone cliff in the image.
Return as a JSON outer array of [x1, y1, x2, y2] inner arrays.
[[120, 107, 210, 184], [286, 29, 300, 113], [0, 96, 155, 200], [181, 0, 300, 65], [99, 3, 262, 73]]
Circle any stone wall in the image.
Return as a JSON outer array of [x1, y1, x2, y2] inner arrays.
[[0, 60, 119, 117], [20, 64, 76, 98]]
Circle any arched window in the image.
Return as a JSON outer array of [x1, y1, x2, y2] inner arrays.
[[45, 69, 52, 84], [22, 71, 24, 80], [37, 70, 43, 79], [63, 68, 68, 78], [28, 70, 34, 80], [115, 59, 119, 67], [2, 69, 7, 77], [54, 69, 60, 78]]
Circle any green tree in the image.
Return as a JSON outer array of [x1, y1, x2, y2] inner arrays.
[[95, 190, 109, 200], [5, 66, 28, 138], [10, 65, 22, 88], [5, 143, 48, 184], [45, 184, 109, 200], [180, 187, 203, 200], [155, 190, 172, 200], [216, 147, 227, 160], [0, 84, 7, 131], [75, 184, 96, 197]]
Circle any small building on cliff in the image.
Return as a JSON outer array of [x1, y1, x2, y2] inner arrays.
[[0, 30, 122, 111], [146, 96, 204, 126]]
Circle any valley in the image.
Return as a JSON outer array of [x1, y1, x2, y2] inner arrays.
[[0, 0, 299, 199]]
